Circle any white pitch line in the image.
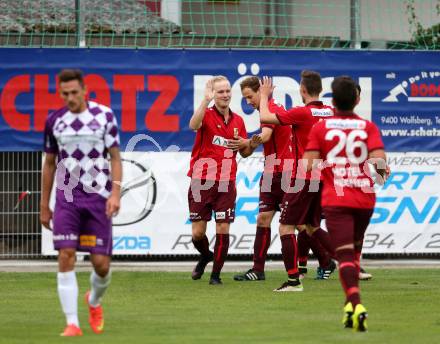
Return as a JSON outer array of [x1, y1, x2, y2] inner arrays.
[[0, 259, 438, 273]]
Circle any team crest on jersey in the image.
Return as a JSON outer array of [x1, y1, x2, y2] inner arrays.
[[325, 119, 366, 130], [311, 108, 333, 117], [212, 135, 229, 147]]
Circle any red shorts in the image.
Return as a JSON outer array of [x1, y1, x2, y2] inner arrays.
[[259, 172, 285, 213], [279, 179, 322, 227], [188, 179, 236, 223], [323, 206, 373, 249]]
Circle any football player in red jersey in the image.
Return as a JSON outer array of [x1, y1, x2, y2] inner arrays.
[[259, 72, 337, 291], [188, 76, 259, 285], [233, 76, 294, 281], [304, 76, 389, 331]]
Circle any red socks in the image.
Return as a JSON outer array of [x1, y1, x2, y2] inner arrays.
[[212, 234, 230, 274], [192, 235, 211, 258], [312, 228, 335, 259], [280, 234, 299, 279], [252, 227, 271, 272], [337, 249, 360, 306]]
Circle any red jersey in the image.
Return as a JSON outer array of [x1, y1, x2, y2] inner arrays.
[[306, 113, 385, 209], [262, 99, 294, 174], [276, 101, 333, 179], [188, 106, 247, 181]]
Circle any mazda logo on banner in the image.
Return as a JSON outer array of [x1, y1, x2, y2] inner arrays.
[[113, 159, 157, 226]]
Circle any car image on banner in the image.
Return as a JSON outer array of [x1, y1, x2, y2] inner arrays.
[[113, 158, 157, 227]]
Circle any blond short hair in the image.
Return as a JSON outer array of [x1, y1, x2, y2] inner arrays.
[[211, 75, 229, 85]]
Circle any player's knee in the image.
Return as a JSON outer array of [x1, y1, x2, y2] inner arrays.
[[191, 222, 206, 240], [58, 248, 76, 271], [216, 222, 230, 234], [92, 257, 111, 277], [296, 224, 307, 232], [257, 213, 272, 227], [279, 224, 295, 236], [95, 264, 110, 277]]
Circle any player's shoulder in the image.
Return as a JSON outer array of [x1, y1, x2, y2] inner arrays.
[[360, 115, 379, 129], [231, 109, 245, 125], [46, 106, 69, 127], [351, 113, 379, 131], [201, 106, 217, 125], [269, 98, 286, 112], [88, 100, 113, 112], [324, 114, 374, 130], [204, 106, 217, 119], [311, 118, 327, 132]]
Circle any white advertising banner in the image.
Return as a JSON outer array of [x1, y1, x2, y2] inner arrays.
[[42, 152, 440, 255], [363, 152, 440, 253]]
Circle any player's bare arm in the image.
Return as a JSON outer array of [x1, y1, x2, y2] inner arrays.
[[258, 127, 273, 143], [40, 153, 57, 229], [368, 148, 390, 184], [235, 127, 271, 157], [303, 150, 322, 172], [106, 146, 122, 218], [259, 77, 280, 125], [189, 79, 215, 130]]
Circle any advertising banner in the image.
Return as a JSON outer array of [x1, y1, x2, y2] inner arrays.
[[1, 48, 439, 152], [42, 152, 440, 255]]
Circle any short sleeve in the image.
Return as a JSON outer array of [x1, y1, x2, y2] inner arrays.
[[104, 111, 120, 149], [367, 122, 384, 152], [201, 109, 210, 128], [261, 123, 276, 130], [43, 117, 58, 154], [305, 123, 322, 152]]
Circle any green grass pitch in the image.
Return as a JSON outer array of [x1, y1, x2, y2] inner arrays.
[[0, 268, 439, 343]]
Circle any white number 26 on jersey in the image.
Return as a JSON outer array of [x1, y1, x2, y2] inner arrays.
[[325, 129, 368, 164]]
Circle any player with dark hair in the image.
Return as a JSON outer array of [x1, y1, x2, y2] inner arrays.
[[41, 69, 122, 336], [188, 76, 259, 285], [259, 71, 337, 291], [304, 76, 389, 331]]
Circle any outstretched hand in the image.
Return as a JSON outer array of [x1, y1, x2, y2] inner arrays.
[[227, 136, 248, 151], [259, 76, 275, 98], [250, 134, 263, 148], [204, 79, 215, 102]]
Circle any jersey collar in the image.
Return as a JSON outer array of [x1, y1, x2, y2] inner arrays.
[[335, 110, 358, 117], [306, 100, 323, 106]]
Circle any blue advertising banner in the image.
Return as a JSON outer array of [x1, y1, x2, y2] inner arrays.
[[0, 48, 439, 152]]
